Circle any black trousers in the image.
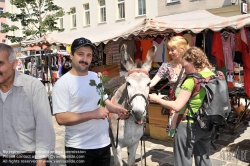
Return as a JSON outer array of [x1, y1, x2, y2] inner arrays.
[[65, 145, 111, 166]]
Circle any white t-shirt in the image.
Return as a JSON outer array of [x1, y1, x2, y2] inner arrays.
[[52, 71, 110, 149], [153, 39, 166, 62]]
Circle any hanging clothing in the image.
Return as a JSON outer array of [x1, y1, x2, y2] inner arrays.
[[205, 30, 215, 65], [244, 67, 250, 98], [119, 40, 137, 60], [183, 33, 192, 46], [104, 41, 113, 65], [165, 37, 172, 62], [141, 38, 153, 62], [212, 32, 225, 70], [221, 32, 235, 72], [134, 40, 142, 61], [110, 41, 121, 71], [195, 33, 203, 49], [153, 38, 166, 62], [191, 34, 196, 47], [234, 31, 243, 64]]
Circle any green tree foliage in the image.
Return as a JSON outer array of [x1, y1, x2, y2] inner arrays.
[[0, 0, 65, 43]]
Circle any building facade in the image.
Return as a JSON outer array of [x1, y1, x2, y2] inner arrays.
[[4, 0, 158, 47], [158, 0, 248, 17], [0, 0, 7, 44], [52, 0, 157, 33]]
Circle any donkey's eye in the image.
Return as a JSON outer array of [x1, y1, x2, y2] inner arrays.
[[127, 82, 131, 86], [147, 83, 150, 86]]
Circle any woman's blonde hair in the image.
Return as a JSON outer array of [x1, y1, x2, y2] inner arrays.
[[183, 47, 212, 71], [168, 36, 190, 53]]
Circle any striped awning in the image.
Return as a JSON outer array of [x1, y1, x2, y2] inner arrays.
[[21, 10, 250, 47]]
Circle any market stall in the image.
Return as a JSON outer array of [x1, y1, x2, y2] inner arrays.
[[21, 9, 250, 141]]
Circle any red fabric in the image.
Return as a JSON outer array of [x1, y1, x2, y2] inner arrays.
[[141, 39, 153, 62], [212, 32, 224, 69], [134, 40, 142, 61], [154, 36, 163, 44], [235, 31, 242, 52], [176, 33, 183, 36], [244, 67, 250, 98], [241, 40, 250, 69]]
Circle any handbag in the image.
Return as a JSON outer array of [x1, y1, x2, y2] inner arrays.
[[159, 67, 184, 115]]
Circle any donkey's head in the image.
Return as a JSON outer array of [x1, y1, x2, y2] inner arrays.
[[120, 44, 156, 124]]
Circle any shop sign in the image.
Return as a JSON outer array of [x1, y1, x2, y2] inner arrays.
[[241, 1, 248, 14]]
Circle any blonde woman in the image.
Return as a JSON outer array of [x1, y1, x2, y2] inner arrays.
[[150, 36, 190, 135], [149, 47, 214, 166]]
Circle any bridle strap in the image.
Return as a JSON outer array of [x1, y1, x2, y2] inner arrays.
[[128, 69, 149, 76]]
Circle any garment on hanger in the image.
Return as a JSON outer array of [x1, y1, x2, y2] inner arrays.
[[244, 67, 250, 98], [153, 37, 166, 62], [195, 33, 203, 49], [154, 35, 164, 44], [212, 32, 225, 70], [141, 38, 153, 62], [205, 30, 215, 65], [191, 34, 196, 46], [234, 30, 243, 64], [104, 41, 113, 65], [183, 33, 192, 46], [110, 40, 122, 71], [221, 32, 235, 72], [134, 40, 142, 61], [118, 39, 137, 60], [165, 33, 174, 62]]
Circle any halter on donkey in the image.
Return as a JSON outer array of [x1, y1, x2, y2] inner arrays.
[[109, 44, 156, 166]]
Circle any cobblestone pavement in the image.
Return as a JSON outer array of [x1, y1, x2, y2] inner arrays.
[[50, 117, 250, 166]]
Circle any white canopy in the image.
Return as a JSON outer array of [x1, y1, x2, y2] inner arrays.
[[21, 10, 250, 47]]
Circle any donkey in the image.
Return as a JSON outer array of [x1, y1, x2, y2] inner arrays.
[[109, 44, 156, 166]]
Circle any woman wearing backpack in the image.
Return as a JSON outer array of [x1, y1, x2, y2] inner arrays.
[[149, 47, 214, 166], [150, 36, 190, 135]]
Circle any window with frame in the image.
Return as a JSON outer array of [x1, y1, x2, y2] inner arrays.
[[99, 0, 106, 22], [83, 4, 90, 26], [138, 0, 146, 16], [0, 8, 3, 14], [70, 7, 77, 28], [118, 0, 125, 20], [59, 17, 63, 29]]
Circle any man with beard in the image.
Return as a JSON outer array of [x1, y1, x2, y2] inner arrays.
[[52, 37, 128, 166], [0, 43, 55, 165]]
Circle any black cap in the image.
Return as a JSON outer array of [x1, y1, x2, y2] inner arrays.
[[71, 37, 96, 52]]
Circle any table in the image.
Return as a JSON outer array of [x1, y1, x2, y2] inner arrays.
[[225, 87, 250, 134]]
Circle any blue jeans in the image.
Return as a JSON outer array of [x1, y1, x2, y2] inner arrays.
[[65, 145, 111, 166]]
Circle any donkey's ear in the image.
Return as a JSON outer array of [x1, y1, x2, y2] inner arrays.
[[142, 45, 157, 71], [120, 44, 134, 71]]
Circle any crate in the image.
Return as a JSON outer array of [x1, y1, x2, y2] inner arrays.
[[149, 124, 174, 142], [148, 103, 173, 142]]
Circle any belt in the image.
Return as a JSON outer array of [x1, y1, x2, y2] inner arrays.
[[0, 152, 35, 160]]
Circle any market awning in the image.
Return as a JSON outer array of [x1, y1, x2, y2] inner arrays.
[[21, 10, 250, 47], [149, 10, 250, 33], [21, 18, 149, 46]]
